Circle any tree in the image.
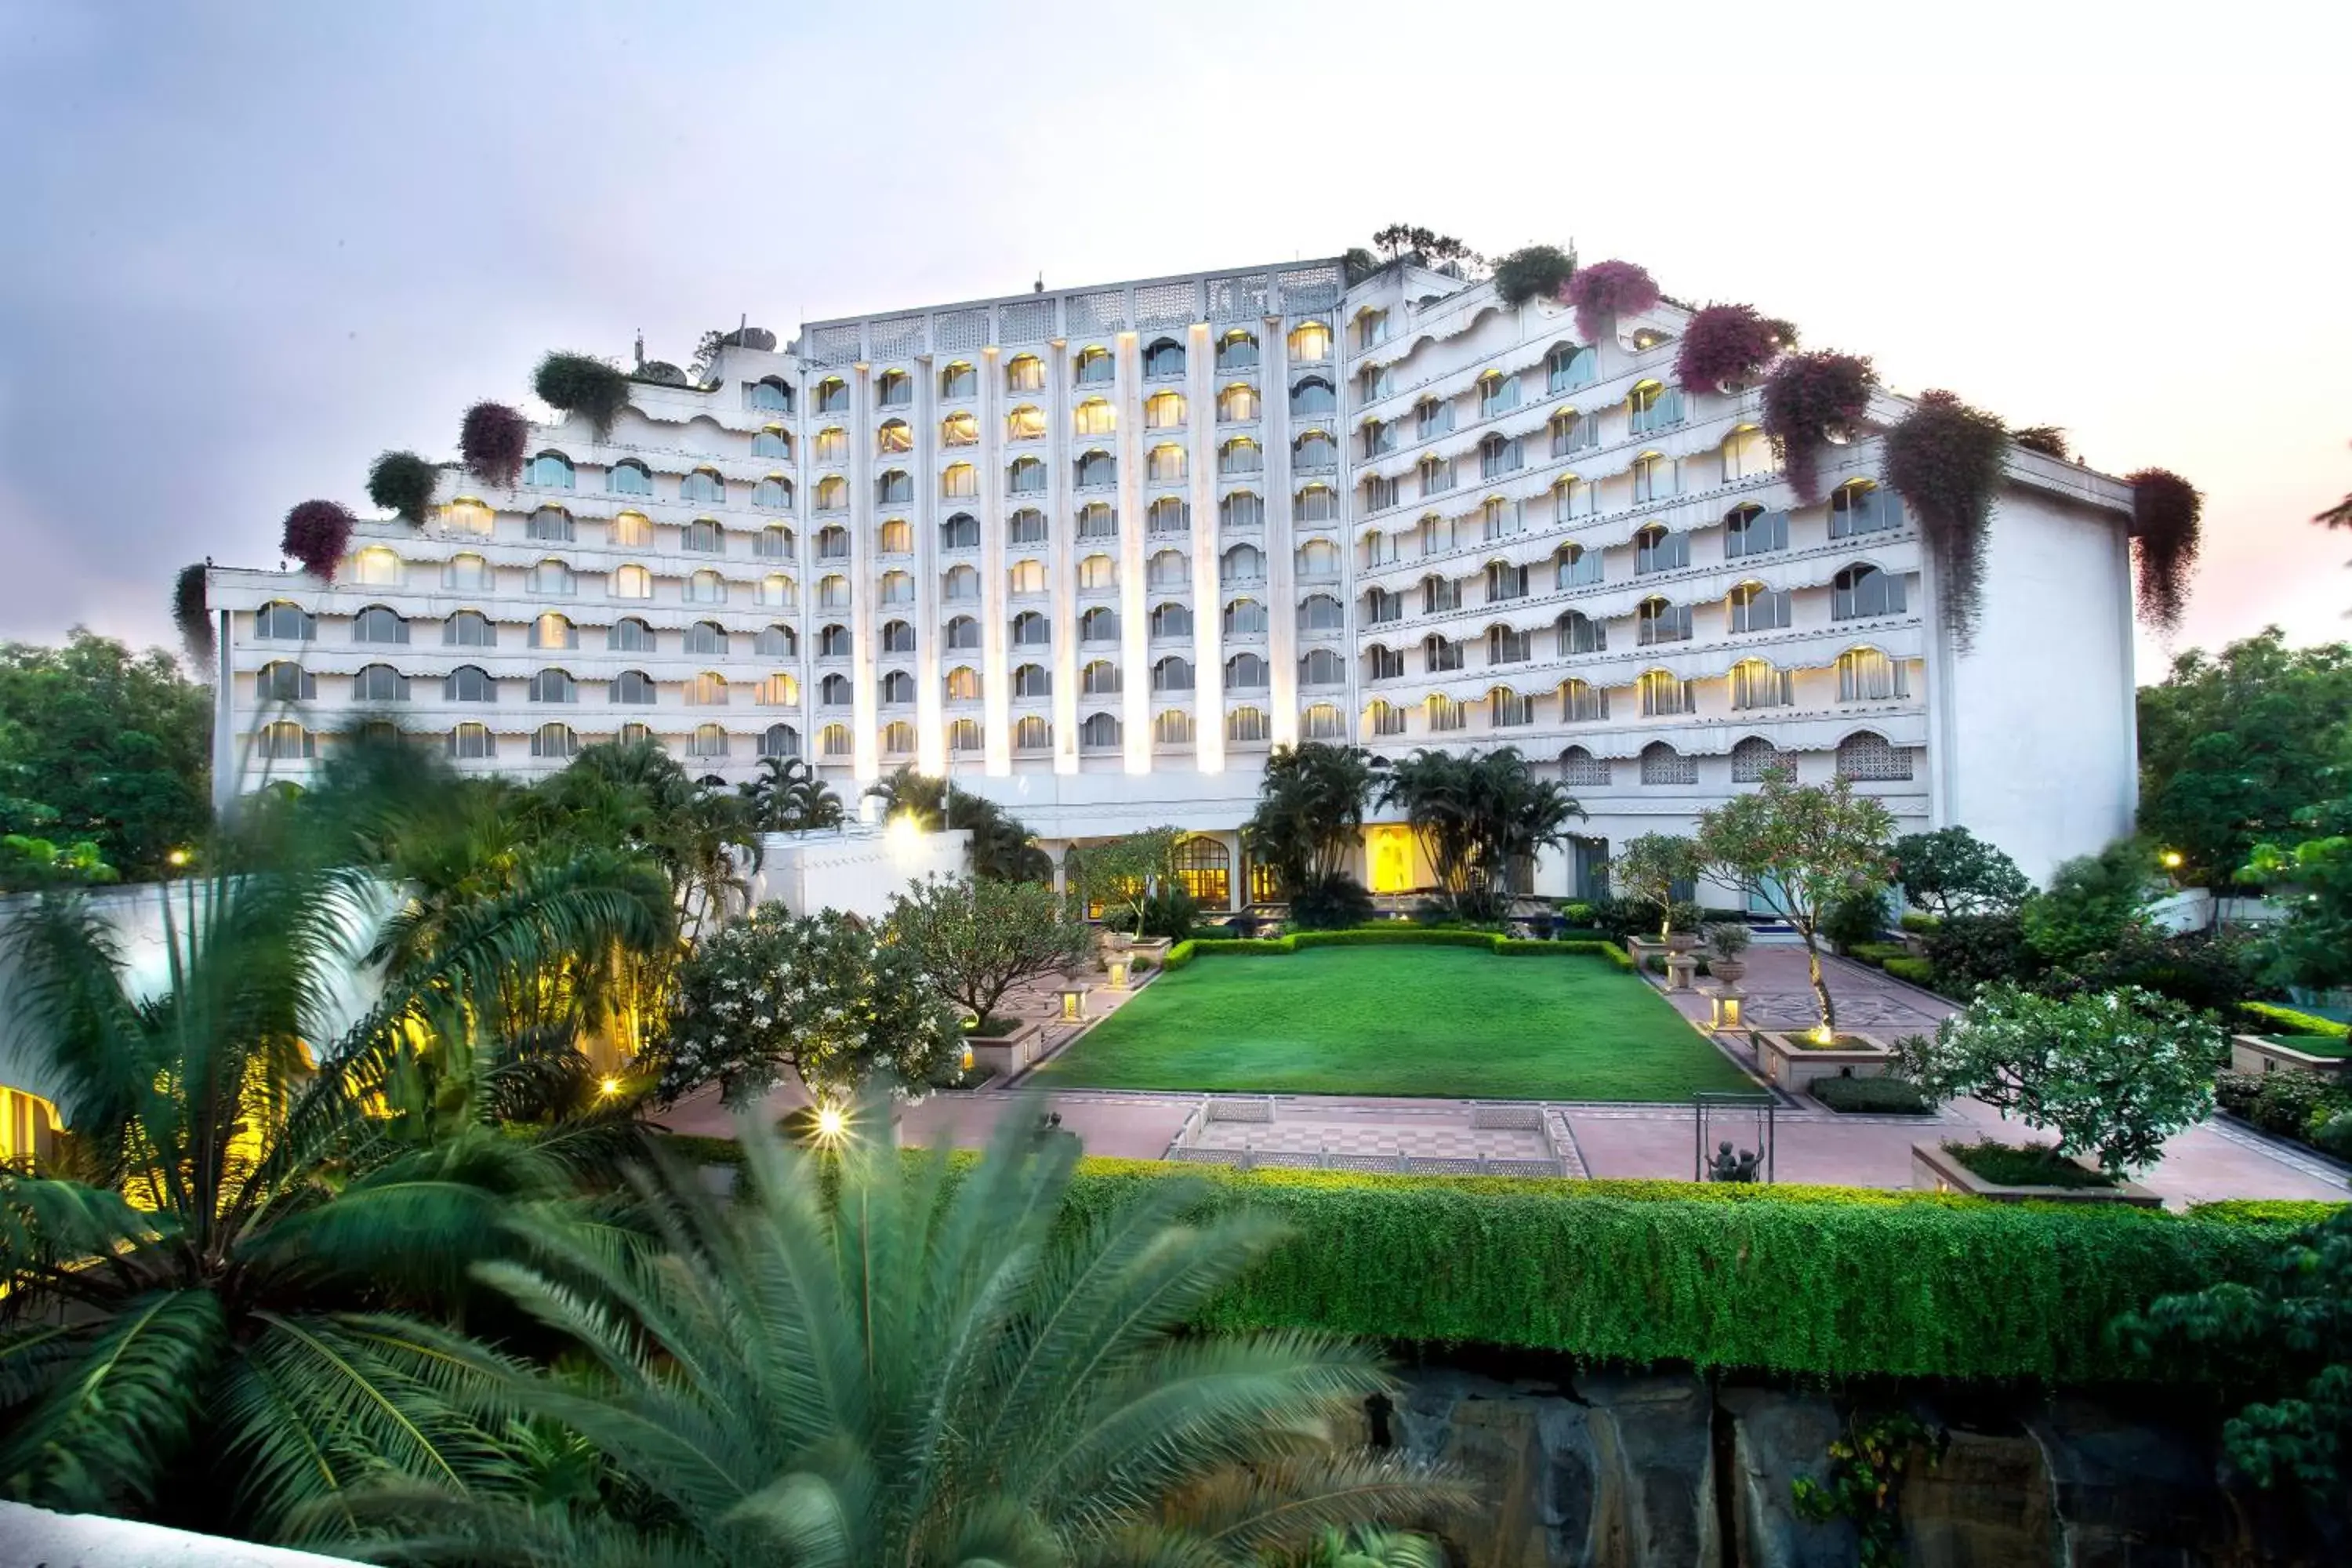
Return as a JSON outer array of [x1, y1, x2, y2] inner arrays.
[[1890, 826, 2031, 919], [2020, 838, 2159, 970], [738, 754, 844, 833], [343, 1103, 1465, 1564], [1895, 984, 2226, 1174], [1370, 223, 1479, 271], [2136, 630, 2352, 889], [1697, 762, 1895, 1033], [2241, 798, 2352, 988], [1612, 833, 1703, 940], [864, 764, 1051, 881], [1376, 749, 1582, 921], [1069, 826, 1181, 936], [2115, 1207, 2352, 1498], [1243, 743, 1374, 927], [653, 906, 959, 1106], [889, 873, 1095, 1026], [0, 630, 211, 882], [0, 803, 666, 1541]]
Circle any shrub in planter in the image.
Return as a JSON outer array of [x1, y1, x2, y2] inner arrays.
[[2314, 1112, 2352, 1160], [2012, 424, 2070, 459], [1492, 243, 1577, 307], [2213, 1070, 2267, 1120], [635, 360, 688, 387], [1882, 956, 1936, 987], [172, 562, 212, 668], [1762, 350, 1875, 504], [2128, 467, 2204, 634], [1811, 1075, 1932, 1115], [459, 400, 529, 488], [534, 350, 632, 439], [1562, 258, 1659, 341], [1926, 910, 2038, 994], [1823, 887, 1890, 951], [2247, 1070, 2343, 1142], [1673, 303, 1794, 392], [1289, 871, 1375, 931], [1703, 920, 1751, 959], [365, 448, 438, 524], [1137, 886, 1200, 942], [1883, 390, 2009, 652], [280, 499, 354, 581]]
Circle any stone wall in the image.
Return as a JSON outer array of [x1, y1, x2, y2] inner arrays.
[[1375, 1367, 2347, 1567]]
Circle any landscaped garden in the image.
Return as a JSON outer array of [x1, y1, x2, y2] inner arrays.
[[1043, 944, 1756, 1100]]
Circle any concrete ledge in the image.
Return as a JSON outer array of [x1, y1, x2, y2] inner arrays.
[[1910, 1141, 2161, 1207], [966, 1018, 1047, 1079], [1755, 1031, 1893, 1091], [2230, 1034, 2347, 1080], [0, 1501, 355, 1566]]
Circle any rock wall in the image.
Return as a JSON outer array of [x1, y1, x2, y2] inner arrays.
[[1377, 1367, 2347, 1568]]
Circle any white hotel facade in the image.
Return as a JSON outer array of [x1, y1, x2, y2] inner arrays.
[[205, 256, 2140, 906]]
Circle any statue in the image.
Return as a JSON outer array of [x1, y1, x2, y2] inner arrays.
[[1706, 1139, 1762, 1183]]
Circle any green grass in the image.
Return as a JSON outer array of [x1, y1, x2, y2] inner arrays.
[[1042, 946, 1755, 1101], [2258, 1034, 2351, 1058], [1943, 1138, 2115, 1189]]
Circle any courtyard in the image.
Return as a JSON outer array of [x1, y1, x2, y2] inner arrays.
[[1038, 946, 1758, 1101]]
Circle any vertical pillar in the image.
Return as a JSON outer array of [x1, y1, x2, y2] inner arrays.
[[1116, 330, 1150, 774], [1264, 314, 1299, 749], [848, 362, 880, 782], [1188, 320, 1224, 775], [1047, 338, 1079, 773], [979, 344, 1011, 775], [913, 354, 945, 775]]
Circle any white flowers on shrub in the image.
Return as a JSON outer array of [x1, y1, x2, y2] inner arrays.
[[1896, 982, 2228, 1174], [656, 906, 960, 1107]]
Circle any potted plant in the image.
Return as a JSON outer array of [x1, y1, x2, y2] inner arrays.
[[281, 499, 354, 581], [1703, 920, 1751, 984], [459, 401, 529, 488], [1562, 259, 1660, 342], [1664, 901, 1704, 953], [1673, 303, 1795, 394], [1761, 350, 1875, 504], [2127, 467, 2203, 634]]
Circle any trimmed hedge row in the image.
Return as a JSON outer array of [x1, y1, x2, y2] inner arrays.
[[653, 1136, 2320, 1381], [2241, 1000, 2350, 1039], [1882, 956, 1936, 988], [1163, 928, 1635, 971]]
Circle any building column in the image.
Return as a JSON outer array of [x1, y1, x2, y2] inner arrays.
[[848, 362, 880, 782], [1187, 321, 1224, 775], [979, 346, 1011, 775], [1263, 314, 1299, 748], [1116, 330, 1150, 774], [913, 354, 946, 775], [1047, 339, 1079, 773]]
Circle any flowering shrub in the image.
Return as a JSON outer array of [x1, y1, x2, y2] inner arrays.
[[1883, 390, 2009, 652], [1895, 983, 2227, 1174], [172, 562, 212, 667], [1562, 259, 1660, 341], [280, 499, 354, 581], [2012, 425, 2070, 459], [655, 905, 960, 1107], [2127, 468, 2203, 633], [459, 400, 529, 488], [534, 350, 632, 439], [1673, 303, 1794, 393], [365, 448, 438, 523], [1492, 243, 1576, 307], [1761, 350, 1875, 504]]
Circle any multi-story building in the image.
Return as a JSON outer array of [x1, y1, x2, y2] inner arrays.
[[204, 254, 2140, 906]]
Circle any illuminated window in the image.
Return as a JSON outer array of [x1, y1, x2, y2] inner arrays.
[[437, 551, 488, 591], [756, 673, 800, 706], [1218, 437, 1263, 476], [1006, 354, 1045, 394], [1078, 554, 1117, 591], [529, 723, 578, 760], [1369, 700, 1406, 738], [1425, 695, 1464, 733], [1006, 403, 1046, 441], [1147, 444, 1185, 483], [877, 419, 913, 455], [1154, 709, 1193, 746], [448, 721, 495, 759], [611, 564, 652, 601], [612, 511, 653, 547], [941, 410, 978, 446], [757, 573, 796, 608], [877, 520, 913, 555], [1730, 658, 1793, 710], [688, 723, 730, 759], [1073, 397, 1116, 435], [815, 475, 848, 510], [944, 666, 981, 702], [258, 720, 314, 759], [822, 724, 853, 757], [618, 722, 655, 746], [1637, 671, 1693, 717], [442, 499, 494, 536], [688, 671, 728, 706], [1145, 390, 1185, 429], [1632, 452, 1672, 503], [1722, 423, 1775, 481], [1218, 383, 1260, 422], [1560, 679, 1608, 723], [947, 717, 982, 753], [1010, 560, 1048, 596], [814, 427, 848, 464], [1287, 321, 1333, 361], [532, 612, 577, 650], [1014, 715, 1051, 751], [1837, 648, 1910, 702]]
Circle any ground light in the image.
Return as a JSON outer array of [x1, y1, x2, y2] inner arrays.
[[598, 1076, 622, 1097], [813, 1102, 850, 1145]]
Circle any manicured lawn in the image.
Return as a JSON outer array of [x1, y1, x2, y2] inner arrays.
[[1043, 947, 1756, 1101]]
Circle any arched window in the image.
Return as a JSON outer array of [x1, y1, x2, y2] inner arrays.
[[937, 512, 979, 551], [681, 621, 727, 655], [688, 672, 728, 706], [615, 724, 656, 748], [1218, 437, 1263, 476], [1220, 491, 1265, 531], [1628, 379, 1686, 436], [1722, 423, 1775, 481], [1221, 543, 1265, 585], [442, 499, 494, 537], [1290, 376, 1336, 416], [1486, 624, 1531, 664], [528, 722, 579, 760], [1143, 338, 1185, 379], [1225, 652, 1269, 690], [874, 468, 912, 505], [685, 569, 726, 604], [1227, 706, 1271, 743], [1005, 403, 1046, 441], [944, 666, 981, 702], [1368, 699, 1406, 738], [1637, 670, 1692, 717], [1561, 745, 1612, 786], [760, 724, 803, 759], [756, 673, 800, 706], [611, 511, 653, 547], [1637, 597, 1692, 645], [1728, 581, 1791, 633], [1005, 507, 1049, 546], [445, 665, 495, 702], [1011, 610, 1051, 647], [1730, 736, 1780, 782], [1729, 658, 1791, 710], [1151, 602, 1193, 640], [815, 525, 851, 561], [1223, 598, 1268, 637], [347, 664, 398, 702], [947, 717, 982, 755], [943, 564, 980, 601], [1724, 503, 1788, 560], [1486, 560, 1529, 601], [1300, 648, 1345, 686], [758, 573, 796, 608], [1006, 456, 1046, 495], [1478, 371, 1522, 419], [753, 477, 792, 510], [531, 612, 577, 650], [1635, 524, 1688, 575], [442, 552, 492, 592], [1838, 648, 1910, 702], [940, 361, 978, 400], [528, 667, 577, 706], [1424, 633, 1463, 672], [1290, 539, 1339, 580], [880, 671, 915, 706], [1551, 543, 1599, 592], [681, 468, 726, 503], [1217, 330, 1259, 371], [1640, 741, 1697, 785], [1005, 354, 1045, 394], [349, 546, 401, 586], [929, 411, 978, 453], [601, 459, 652, 498], [1080, 711, 1121, 750], [1146, 443, 1185, 483], [447, 723, 496, 760], [1833, 564, 1904, 620], [1074, 449, 1116, 488], [525, 452, 574, 489], [445, 610, 496, 648], [1557, 610, 1606, 656], [1153, 655, 1196, 692], [1550, 408, 1598, 457], [1560, 678, 1609, 723], [1010, 559, 1048, 595], [1218, 383, 1260, 423], [1153, 709, 1194, 746], [815, 376, 849, 414], [1144, 550, 1187, 590], [1145, 390, 1185, 430], [881, 620, 916, 654], [814, 475, 848, 511], [1014, 715, 1052, 752], [256, 661, 315, 702], [821, 724, 853, 758], [1631, 451, 1672, 504], [1838, 729, 1915, 780], [1478, 433, 1523, 481], [1300, 703, 1345, 740], [814, 427, 848, 464], [818, 575, 851, 610], [528, 558, 575, 597], [945, 615, 981, 651], [1364, 642, 1403, 681], [879, 570, 915, 606], [1293, 484, 1337, 524], [1081, 659, 1120, 695], [1073, 397, 1116, 436], [1294, 428, 1337, 470], [611, 564, 652, 600], [1287, 320, 1332, 361], [352, 605, 408, 644], [256, 601, 315, 641], [818, 624, 852, 658], [1489, 687, 1532, 728], [751, 377, 793, 412], [1147, 497, 1189, 537], [1425, 695, 1465, 733], [1298, 593, 1344, 632], [1014, 662, 1051, 698], [757, 623, 797, 658], [1080, 606, 1119, 643], [1073, 346, 1115, 386], [1077, 554, 1118, 591], [258, 720, 314, 760], [688, 724, 731, 760], [820, 673, 854, 706], [875, 370, 912, 408], [752, 426, 793, 459], [1831, 479, 1902, 538]]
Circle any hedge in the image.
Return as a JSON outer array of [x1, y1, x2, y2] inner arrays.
[[650, 1139, 2290, 1382], [1163, 928, 1633, 971], [2186, 1198, 2351, 1227], [1882, 956, 1936, 988], [2241, 1000, 2350, 1039]]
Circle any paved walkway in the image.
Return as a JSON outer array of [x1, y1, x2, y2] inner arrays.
[[658, 943, 2352, 1207]]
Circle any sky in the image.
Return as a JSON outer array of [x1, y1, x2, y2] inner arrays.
[[2, 1, 2347, 681]]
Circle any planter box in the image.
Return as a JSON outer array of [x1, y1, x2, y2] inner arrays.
[[1910, 1141, 2161, 1208], [2230, 1034, 2349, 1080], [1755, 1030, 1894, 1091], [966, 1018, 1047, 1080], [1624, 936, 1671, 967]]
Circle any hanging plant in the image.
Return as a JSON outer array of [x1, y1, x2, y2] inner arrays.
[[534, 350, 631, 440], [1761, 350, 1875, 504], [281, 499, 355, 582], [459, 401, 528, 488], [172, 563, 213, 669], [1493, 243, 1577, 307], [2012, 425, 2070, 460], [1674, 303, 1796, 393], [1883, 390, 2009, 653], [2128, 468, 2203, 634], [365, 449, 437, 524], [1562, 259, 1660, 342]]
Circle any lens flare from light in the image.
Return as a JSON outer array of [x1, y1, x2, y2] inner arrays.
[[814, 1102, 849, 1143]]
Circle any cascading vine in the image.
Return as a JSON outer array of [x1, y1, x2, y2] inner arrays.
[[1761, 350, 1876, 505], [1561, 259, 1659, 342], [1491, 243, 1576, 307], [281, 499, 355, 581], [1883, 390, 2010, 653], [2127, 468, 2204, 633], [459, 401, 529, 488], [365, 449, 438, 524], [1672, 303, 1795, 393], [533, 350, 632, 440], [172, 562, 213, 669]]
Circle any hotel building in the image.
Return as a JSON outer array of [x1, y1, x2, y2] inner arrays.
[[203, 254, 2140, 906]]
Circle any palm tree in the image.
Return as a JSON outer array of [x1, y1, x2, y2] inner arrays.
[[1244, 744, 1377, 927], [352, 1102, 1466, 1565], [739, 755, 844, 835], [1376, 749, 1581, 920], [866, 764, 1051, 881], [0, 829, 669, 1540]]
